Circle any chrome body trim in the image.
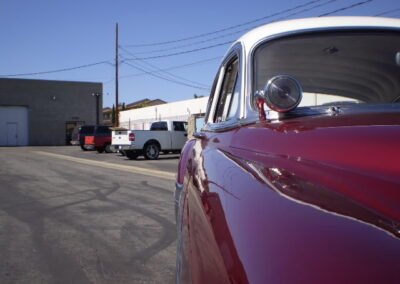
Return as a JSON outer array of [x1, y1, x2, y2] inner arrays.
[[174, 182, 184, 223]]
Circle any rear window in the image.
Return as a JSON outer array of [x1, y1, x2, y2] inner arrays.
[[79, 126, 95, 134], [96, 126, 111, 134], [253, 31, 400, 108], [151, 121, 168, 131]]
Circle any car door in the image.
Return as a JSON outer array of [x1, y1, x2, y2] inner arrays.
[[172, 121, 188, 149], [181, 46, 249, 283], [149, 121, 171, 150]]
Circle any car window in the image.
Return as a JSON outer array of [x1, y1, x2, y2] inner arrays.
[[195, 116, 205, 131], [204, 69, 221, 124], [227, 74, 241, 119], [173, 121, 187, 131], [151, 121, 168, 131], [214, 57, 239, 123], [79, 126, 95, 134], [96, 126, 110, 134], [253, 31, 400, 108]]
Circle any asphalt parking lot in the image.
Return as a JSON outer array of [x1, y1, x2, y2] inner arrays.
[[0, 146, 179, 284]]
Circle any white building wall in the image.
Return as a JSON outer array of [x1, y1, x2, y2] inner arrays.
[[120, 97, 209, 130]]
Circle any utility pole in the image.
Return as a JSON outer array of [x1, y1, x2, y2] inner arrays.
[[115, 22, 119, 127], [92, 93, 100, 125]]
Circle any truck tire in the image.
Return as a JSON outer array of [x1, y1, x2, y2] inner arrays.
[[105, 144, 112, 153], [125, 151, 138, 160], [97, 147, 105, 153], [144, 142, 160, 160], [80, 145, 88, 151]]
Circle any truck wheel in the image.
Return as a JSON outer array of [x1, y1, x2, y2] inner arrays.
[[97, 147, 105, 153], [105, 144, 113, 153], [144, 143, 160, 160], [126, 151, 138, 160], [80, 145, 88, 151]]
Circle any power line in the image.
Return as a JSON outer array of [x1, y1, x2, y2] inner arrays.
[[268, 0, 339, 24], [120, 55, 221, 79], [1, 0, 375, 79], [123, 30, 240, 56], [103, 56, 221, 85], [319, 0, 374, 16], [0, 60, 113, 77], [129, 0, 339, 56], [123, 40, 233, 61], [120, 49, 210, 88], [121, 0, 339, 61], [374, 8, 400, 16], [124, 61, 210, 90], [123, 0, 326, 47], [119, 0, 373, 90], [120, 46, 210, 87]]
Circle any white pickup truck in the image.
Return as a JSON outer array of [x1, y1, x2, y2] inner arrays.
[[112, 120, 187, 160]]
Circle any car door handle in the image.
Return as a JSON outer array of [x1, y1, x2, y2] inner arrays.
[[193, 132, 206, 139]]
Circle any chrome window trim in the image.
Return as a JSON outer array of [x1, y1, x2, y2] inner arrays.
[[203, 42, 245, 132], [207, 65, 224, 125], [174, 182, 184, 223]]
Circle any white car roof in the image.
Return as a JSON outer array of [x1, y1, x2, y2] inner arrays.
[[232, 16, 400, 54]]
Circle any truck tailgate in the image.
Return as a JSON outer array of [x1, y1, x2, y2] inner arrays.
[[112, 130, 131, 145], [84, 135, 94, 145]]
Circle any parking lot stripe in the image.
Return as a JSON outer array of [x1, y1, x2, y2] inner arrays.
[[34, 151, 176, 181]]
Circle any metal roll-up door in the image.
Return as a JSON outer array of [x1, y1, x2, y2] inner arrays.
[[0, 106, 29, 146]]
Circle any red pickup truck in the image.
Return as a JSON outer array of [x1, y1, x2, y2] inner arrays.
[[84, 125, 112, 153]]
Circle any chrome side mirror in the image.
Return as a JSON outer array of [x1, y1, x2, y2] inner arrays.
[[257, 75, 303, 113]]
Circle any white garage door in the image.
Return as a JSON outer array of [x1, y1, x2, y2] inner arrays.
[[0, 106, 29, 146]]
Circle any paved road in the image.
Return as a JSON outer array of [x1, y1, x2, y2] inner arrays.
[[0, 146, 179, 284]]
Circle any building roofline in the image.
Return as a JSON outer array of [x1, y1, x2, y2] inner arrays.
[[0, 77, 103, 85]]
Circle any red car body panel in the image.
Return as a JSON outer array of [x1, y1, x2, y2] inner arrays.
[[94, 135, 111, 149], [83, 127, 112, 151], [84, 135, 111, 148], [179, 111, 400, 283], [176, 17, 400, 284]]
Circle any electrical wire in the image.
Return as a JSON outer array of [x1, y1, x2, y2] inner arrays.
[[0, 60, 113, 77], [120, 56, 221, 80], [123, 0, 326, 47], [120, 46, 210, 88], [120, 56, 210, 90], [125, 29, 241, 56], [121, 0, 339, 60], [131, 0, 337, 56], [121, 56, 210, 89], [130, 0, 329, 55], [123, 40, 233, 61], [103, 56, 221, 85], [124, 61, 211, 90], [119, 0, 374, 90], [374, 8, 400, 16], [319, 0, 374, 16], [1, 0, 376, 79]]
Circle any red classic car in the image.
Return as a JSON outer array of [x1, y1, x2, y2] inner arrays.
[[175, 17, 400, 283]]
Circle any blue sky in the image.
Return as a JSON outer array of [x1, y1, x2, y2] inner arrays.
[[1, 0, 399, 107]]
